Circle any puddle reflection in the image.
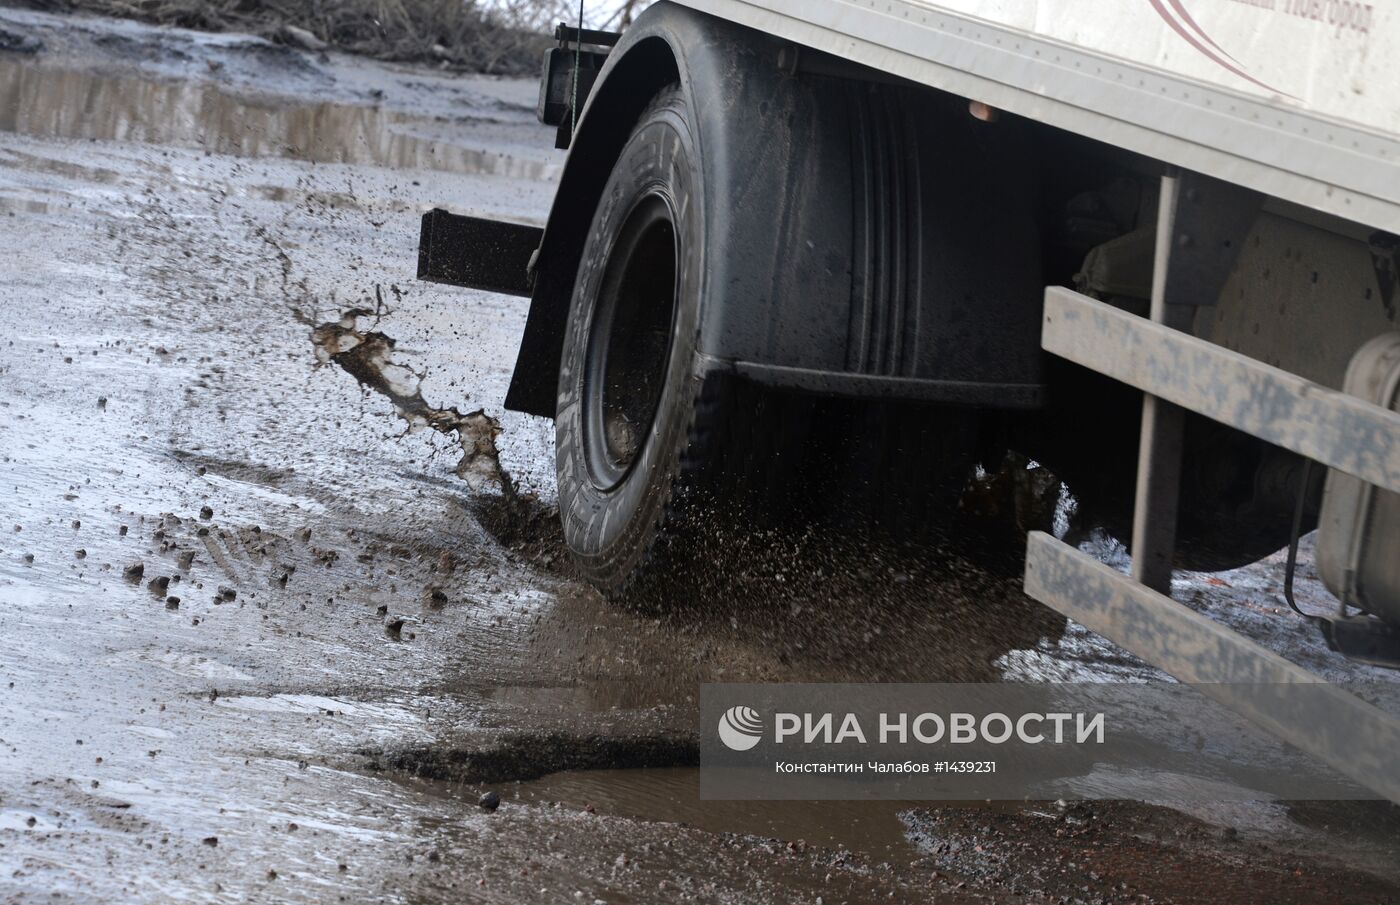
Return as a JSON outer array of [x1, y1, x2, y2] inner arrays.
[[0, 59, 559, 179]]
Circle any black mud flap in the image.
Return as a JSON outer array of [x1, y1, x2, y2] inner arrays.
[[417, 209, 543, 298]]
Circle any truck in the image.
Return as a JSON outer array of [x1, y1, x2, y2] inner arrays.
[[417, 0, 1400, 800]]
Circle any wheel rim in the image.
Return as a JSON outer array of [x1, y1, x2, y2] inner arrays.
[[582, 193, 679, 491]]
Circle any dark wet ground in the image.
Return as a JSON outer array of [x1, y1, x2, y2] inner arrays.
[[1, 6, 1398, 903]]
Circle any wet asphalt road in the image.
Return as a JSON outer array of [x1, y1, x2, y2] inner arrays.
[[2, 7, 1400, 903]]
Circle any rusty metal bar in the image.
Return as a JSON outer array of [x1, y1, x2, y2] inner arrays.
[[1024, 531, 1400, 802], [1042, 288, 1400, 494]]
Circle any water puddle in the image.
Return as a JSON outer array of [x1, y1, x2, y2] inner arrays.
[[509, 767, 927, 865], [520, 773, 924, 862], [0, 59, 559, 179], [484, 681, 680, 715]]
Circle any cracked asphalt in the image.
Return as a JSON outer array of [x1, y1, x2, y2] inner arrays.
[[2, 7, 1399, 904]]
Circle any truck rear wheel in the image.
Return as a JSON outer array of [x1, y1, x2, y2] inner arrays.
[[554, 86, 713, 595], [555, 85, 984, 596]]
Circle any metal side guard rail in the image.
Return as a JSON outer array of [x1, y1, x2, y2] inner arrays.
[[1025, 284, 1400, 803]]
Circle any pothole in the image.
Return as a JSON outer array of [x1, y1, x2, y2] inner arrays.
[[489, 766, 925, 866], [367, 732, 698, 786]]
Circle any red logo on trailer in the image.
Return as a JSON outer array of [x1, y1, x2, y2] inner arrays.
[[1146, 0, 1286, 93]]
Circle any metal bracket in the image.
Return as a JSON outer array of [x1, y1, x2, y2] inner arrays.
[[539, 22, 621, 149], [538, 47, 608, 133], [1162, 171, 1263, 312], [555, 23, 622, 47], [1129, 174, 1187, 594], [1368, 230, 1399, 319]]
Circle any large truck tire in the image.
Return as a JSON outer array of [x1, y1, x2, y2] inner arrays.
[[554, 84, 981, 597], [554, 85, 721, 595]]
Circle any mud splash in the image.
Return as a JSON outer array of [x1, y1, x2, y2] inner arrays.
[[0, 58, 559, 179], [303, 299, 513, 494]]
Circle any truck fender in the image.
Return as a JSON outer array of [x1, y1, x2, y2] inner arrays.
[[505, 1, 1045, 417]]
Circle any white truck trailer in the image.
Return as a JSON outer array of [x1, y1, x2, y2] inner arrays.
[[418, 0, 1400, 799]]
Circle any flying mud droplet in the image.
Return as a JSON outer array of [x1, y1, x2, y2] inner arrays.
[[302, 302, 514, 495]]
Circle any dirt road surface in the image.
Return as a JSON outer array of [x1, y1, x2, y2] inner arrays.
[[1, 8, 1399, 903]]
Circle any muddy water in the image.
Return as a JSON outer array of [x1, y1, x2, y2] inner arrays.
[[510, 767, 927, 863], [0, 58, 559, 179]]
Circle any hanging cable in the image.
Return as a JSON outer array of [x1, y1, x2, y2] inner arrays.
[[571, 0, 584, 140], [1283, 459, 1325, 623]]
